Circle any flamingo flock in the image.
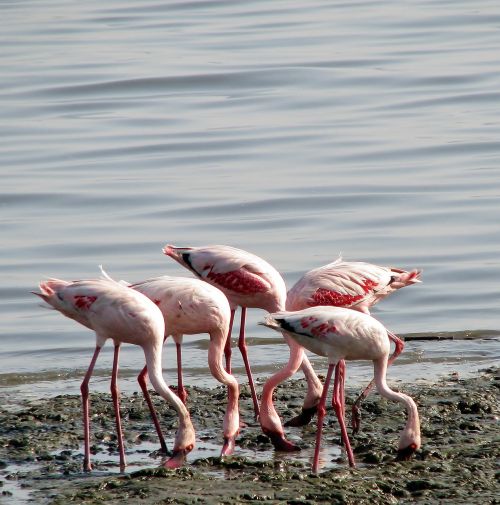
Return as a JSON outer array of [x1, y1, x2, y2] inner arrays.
[[33, 243, 422, 473]]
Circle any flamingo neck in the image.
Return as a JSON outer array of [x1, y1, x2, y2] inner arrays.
[[207, 330, 239, 438], [259, 336, 303, 432], [373, 357, 421, 450], [142, 342, 194, 450]]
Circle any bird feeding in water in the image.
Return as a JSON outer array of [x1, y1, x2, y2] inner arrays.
[[33, 277, 195, 471], [260, 306, 420, 472], [163, 243, 324, 423], [128, 274, 240, 457], [285, 257, 421, 431]]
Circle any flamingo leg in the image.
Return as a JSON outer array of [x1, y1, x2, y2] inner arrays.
[[80, 345, 101, 472], [237, 307, 260, 418], [175, 342, 188, 404], [312, 363, 335, 473], [332, 360, 355, 468], [110, 344, 126, 472], [260, 336, 304, 452], [224, 309, 235, 373], [351, 332, 404, 434], [137, 365, 168, 454], [285, 354, 323, 427]]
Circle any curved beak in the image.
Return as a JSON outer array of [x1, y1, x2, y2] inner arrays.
[[221, 436, 236, 457], [263, 429, 301, 452], [396, 444, 418, 461], [164, 449, 189, 469]]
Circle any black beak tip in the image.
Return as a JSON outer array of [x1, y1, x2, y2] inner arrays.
[[396, 445, 418, 461]]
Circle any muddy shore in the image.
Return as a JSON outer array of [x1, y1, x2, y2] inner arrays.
[[0, 367, 498, 504]]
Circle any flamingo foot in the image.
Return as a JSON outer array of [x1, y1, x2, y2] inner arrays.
[[83, 460, 92, 473], [163, 449, 189, 469], [396, 443, 418, 461], [263, 429, 301, 452], [284, 405, 317, 427], [221, 436, 236, 457]]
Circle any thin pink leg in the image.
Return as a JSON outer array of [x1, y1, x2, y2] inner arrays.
[[224, 309, 235, 373], [237, 307, 260, 418], [351, 332, 404, 433], [312, 363, 335, 473], [137, 365, 168, 453], [111, 344, 126, 472], [332, 361, 355, 467], [80, 345, 101, 472], [175, 342, 187, 404]]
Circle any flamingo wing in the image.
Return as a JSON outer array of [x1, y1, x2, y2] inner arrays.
[[164, 244, 272, 295], [289, 260, 393, 310]]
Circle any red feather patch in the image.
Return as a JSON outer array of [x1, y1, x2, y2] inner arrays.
[[206, 269, 268, 295], [74, 295, 97, 310]]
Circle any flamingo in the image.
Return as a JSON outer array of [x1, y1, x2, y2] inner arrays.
[[285, 258, 421, 431], [129, 275, 239, 457], [162, 244, 289, 420], [261, 306, 421, 472], [163, 245, 329, 447], [32, 277, 195, 471]]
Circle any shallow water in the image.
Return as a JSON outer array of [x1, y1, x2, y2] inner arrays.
[[1, 0, 499, 404]]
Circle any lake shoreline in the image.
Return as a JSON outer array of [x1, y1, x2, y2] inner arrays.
[[0, 367, 498, 504]]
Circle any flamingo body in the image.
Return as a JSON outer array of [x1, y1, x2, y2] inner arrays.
[[284, 258, 421, 430], [262, 306, 421, 472], [163, 244, 290, 417], [33, 277, 195, 471], [132, 275, 231, 338], [164, 244, 286, 312], [286, 258, 421, 314]]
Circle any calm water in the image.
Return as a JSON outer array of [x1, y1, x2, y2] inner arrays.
[[1, 0, 499, 405]]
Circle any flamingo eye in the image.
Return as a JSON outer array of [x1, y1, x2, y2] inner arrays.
[[186, 444, 194, 452]]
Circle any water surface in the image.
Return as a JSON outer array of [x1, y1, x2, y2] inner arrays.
[[1, 0, 499, 402]]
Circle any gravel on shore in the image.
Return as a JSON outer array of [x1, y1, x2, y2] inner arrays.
[[0, 367, 498, 504]]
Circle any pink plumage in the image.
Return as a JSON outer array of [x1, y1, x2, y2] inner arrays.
[[130, 275, 240, 457], [163, 244, 290, 418], [262, 306, 421, 472], [286, 257, 421, 314], [33, 277, 195, 471], [284, 258, 420, 429]]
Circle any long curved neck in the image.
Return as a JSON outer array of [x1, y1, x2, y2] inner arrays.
[[142, 342, 191, 425], [260, 336, 304, 431], [373, 357, 420, 448], [207, 329, 239, 435]]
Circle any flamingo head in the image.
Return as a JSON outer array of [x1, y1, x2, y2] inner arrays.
[[262, 427, 301, 452], [221, 436, 236, 457], [396, 429, 421, 461], [164, 422, 195, 469], [163, 444, 194, 469]]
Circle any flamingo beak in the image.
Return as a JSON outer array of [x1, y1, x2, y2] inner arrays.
[[396, 443, 418, 461], [163, 447, 191, 469], [263, 429, 301, 452], [221, 436, 236, 457], [284, 405, 317, 427]]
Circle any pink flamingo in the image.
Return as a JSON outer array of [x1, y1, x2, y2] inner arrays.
[[163, 244, 330, 447], [163, 244, 290, 420], [261, 306, 421, 472], [32, 277, 195, 471], [129, 275, 240, 457], [285, 257, 421, 431]]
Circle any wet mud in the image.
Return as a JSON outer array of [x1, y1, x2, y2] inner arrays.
[[0, 368, 498, 504]]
